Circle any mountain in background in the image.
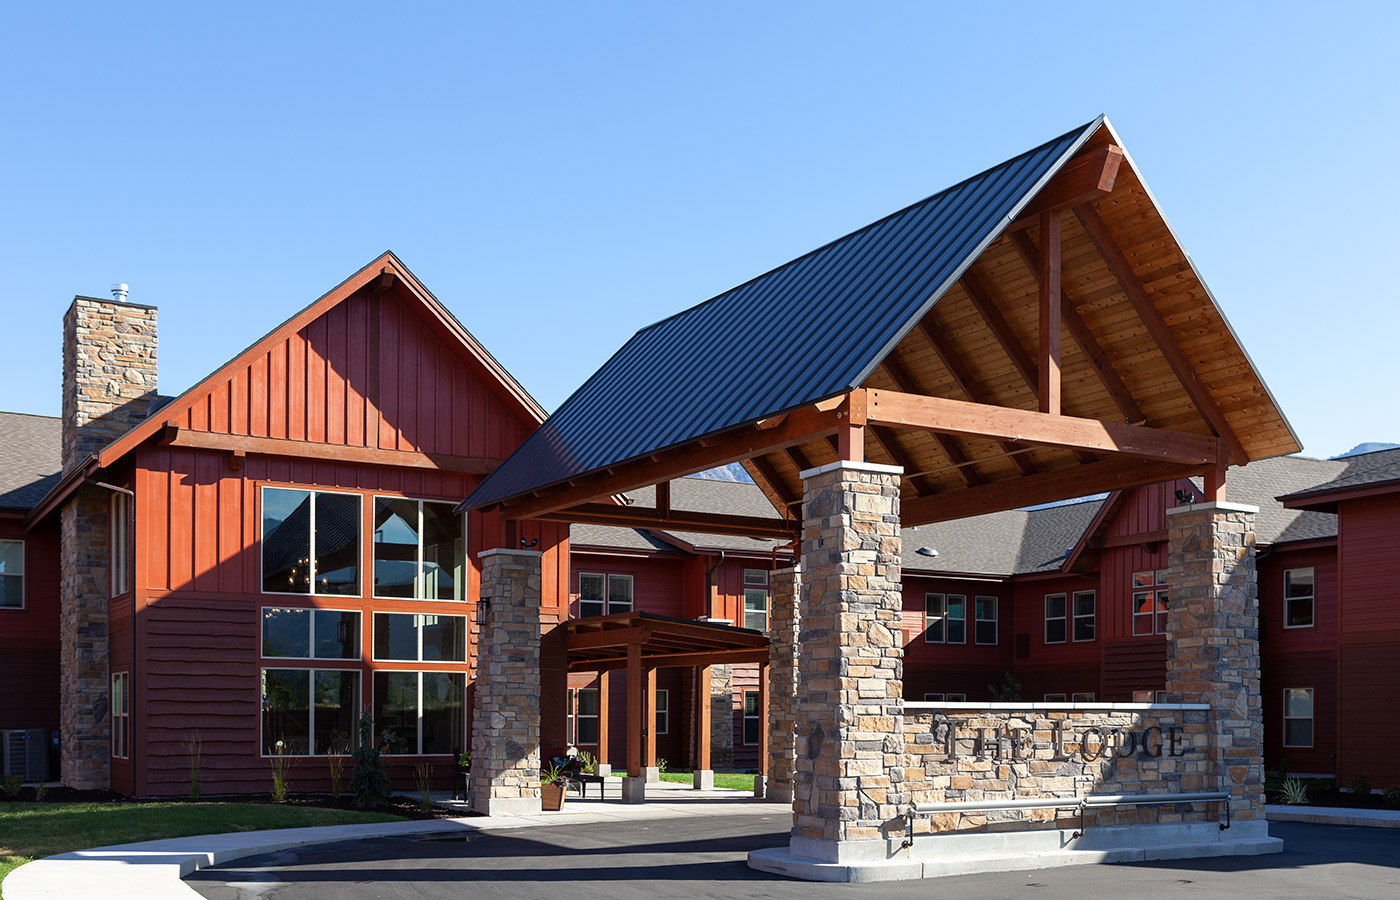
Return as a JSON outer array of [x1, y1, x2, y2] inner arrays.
[[1333, 442, 1400, 459], [690, 462, 754, 483]]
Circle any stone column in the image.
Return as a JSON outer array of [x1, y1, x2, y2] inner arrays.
[[1165, 501, 1264, 824], [765, 564, 801, 803], [709, 664, 734, 771], [469, 549, 543, 817], [790, 461, 906, 864]]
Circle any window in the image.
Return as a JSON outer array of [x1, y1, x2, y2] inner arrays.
[[1044, 693, 1067, 702], [372, 613, 467, 662], [923, 692, 966, 702], [924, 594, 966, 643], [1044, 594, 1067, 643], [1132, 570, 1170, 636], [1072, 692, 1095, 702], [1284, 568, 1315, 628], [111, 671, 130, 759], [974, 596, 998, 645], [742, 690, 761, 745], [372, 498, 466, 600], [261, 668, 361, 756], [743, 569, 769, 632], [1283, 688, 1314, 748], [110, 493, 129, 597], [373, 671, 465, 756], [655, 689, 669, 735], [577, 573, 633, 618], [261, 608, 360, 659], [262, 488, 361, 596], [1072, 591, 1096, 642], [0, 539, 22, 609], [568, 688, 600, 745]]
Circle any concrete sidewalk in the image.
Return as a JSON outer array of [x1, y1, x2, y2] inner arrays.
[[1265, 803, 1400, 828], [1, 781, 778, 900]]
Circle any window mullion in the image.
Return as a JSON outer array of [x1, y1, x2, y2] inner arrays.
[[417, 501, 425, 600], [308, 492, 318, 593], [418, 672, 425, 756]]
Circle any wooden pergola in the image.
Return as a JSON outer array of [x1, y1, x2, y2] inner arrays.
[[565, 612, 769, 779]]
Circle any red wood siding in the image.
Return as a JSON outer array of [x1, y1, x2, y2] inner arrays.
[[1259, 544, 1337, 654], [1010, 575, 1101, 668], [1337, 641, 1400, 786], [1337, 495, 1400, 635], [0, 517, 60, 733], [567, 553, 686, 619], [1261, 651, 1336, 776], [1100, 638, 1167, 701]]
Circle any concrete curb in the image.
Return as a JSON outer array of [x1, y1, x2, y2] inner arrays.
[[1265, 803, 1400, 828]]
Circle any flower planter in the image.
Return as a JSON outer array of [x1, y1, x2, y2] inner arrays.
[[541, 783, 566, 811]]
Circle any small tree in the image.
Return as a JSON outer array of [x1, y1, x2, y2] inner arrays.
[[349, 712, 391, 809], [987, 671, 1023, 702]]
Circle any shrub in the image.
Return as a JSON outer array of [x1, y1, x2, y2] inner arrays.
[[414, 763, 435, 812], [1384, 786, 1400, 809], [327, 745, 349, 799], [988, 672, 1023, 702], [1281, 778, 1309, 805], [270, 740, 296, 802], [183, 731, 203, 800], [656, 758, 668, 775], [32, 781, 48, 802], [1349, 773, 1373, 800], [0, 774, 21, 798], [575, 750, 594, 775], [349, 713, 391, 809]]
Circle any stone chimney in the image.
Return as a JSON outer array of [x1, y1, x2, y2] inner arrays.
[[59, 292, 157, 790]]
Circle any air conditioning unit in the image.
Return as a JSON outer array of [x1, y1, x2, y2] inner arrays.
[[2, 730, 49, 782]]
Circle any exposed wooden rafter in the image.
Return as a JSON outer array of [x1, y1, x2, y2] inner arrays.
[[156, 426, 503, 474], [879, 354, 981, 486], [539, 500, 796, 540], [1006, 145, 1124, 232]]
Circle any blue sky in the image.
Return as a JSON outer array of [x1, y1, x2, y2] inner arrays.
[[2, 2, 1395, 460]]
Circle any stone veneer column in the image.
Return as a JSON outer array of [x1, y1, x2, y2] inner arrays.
[[766, 564, 801, 803], [469, 549, 543, 816], [1164, 501, 1264, 823], [709, 664, 734, 771], [790, 461, 906, 863], [59, 296, 158, 790]]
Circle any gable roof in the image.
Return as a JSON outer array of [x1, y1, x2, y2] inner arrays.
[[1278, 447, 1400, 513], [0, 412, 61, 512], [464, 119, 1105, 510]]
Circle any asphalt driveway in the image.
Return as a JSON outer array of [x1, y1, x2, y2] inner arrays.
[[187, 813, 1400, 900]]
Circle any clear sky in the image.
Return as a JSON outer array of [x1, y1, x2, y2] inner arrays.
[[2, 2, 1395, 460]]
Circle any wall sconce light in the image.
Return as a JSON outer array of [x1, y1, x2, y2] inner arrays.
[[520, 537, 539, 549], [1175, 489, 1197, 505], [476, 598, 491, 626]]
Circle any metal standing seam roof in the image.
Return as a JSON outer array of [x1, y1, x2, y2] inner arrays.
[[462, 118, 1104, 511]]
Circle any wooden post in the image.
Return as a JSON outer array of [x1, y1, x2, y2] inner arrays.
[[758, 661, 770, 778], [1204, 465, 1228, 503], [697, 665, 712, 772], [596, 671, 610, 769], [1038, 209, 1062, 416], [627, 642, 642, 778], [645, 665, 658, 770]]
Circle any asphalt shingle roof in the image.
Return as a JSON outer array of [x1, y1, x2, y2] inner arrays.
[[1276, 447, 1400, 503], [0, 412, 62, 511]]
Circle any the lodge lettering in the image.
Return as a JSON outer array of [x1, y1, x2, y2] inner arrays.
[[932, 718, 1195, 762]]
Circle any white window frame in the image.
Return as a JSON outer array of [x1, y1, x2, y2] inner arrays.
[[1044, 593, 1067, 644], [743, 568, 769, 632], [974, 595, 998, 646], [370, 668, 467, 757], [1131, 570, 1169, 636], [1072, 590, 1096, 642], [260, 486, 363, 598], [922, 692, 966, 702], [370, 496, 467, 602], [0, 538, 24, 610], [259, 667, 363, 758], [655, 688, 669, 735], [742, 690, 762, 746], [1283, 568, 1315, 629], [260, 606, 362, 661], [111, 671, 130, 759], [1044, 693, 1067, 702], [924, 593, 966, 644], [370, 612, 468, 663], [1072, 692, 1095, 702], [568, 687, 601, 746], [577, 572, 634, 618], [1283, 687, 1315, 748], [110, 493, 130, 597]]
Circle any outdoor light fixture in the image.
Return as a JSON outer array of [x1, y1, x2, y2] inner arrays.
[[476, 598, 491, 626], [916, 547, 939, 557], [1175, 488, 1198, 505], [520, 537, 539, 549]]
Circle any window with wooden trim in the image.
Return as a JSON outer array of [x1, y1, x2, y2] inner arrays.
[[1044, 593, 1067, 644], [372, 613, 467, 662], [111, 671, 130, 759], [373, 670, 466, 756], [1072, 590, 1096, 642], [1284, 568, 1315, 629], [743, 568, 769, 632], [261, 668, 361, 756], [655, 689, 669, 735], [742, 690, 761, 745], [261, 607, 361, 659], [567, 688, 600, 745], [261, 488, 361, 597], [110, 493, 130, 597], [924, 594, 966, 644], [1131, 570, 1169, 636], [578, 573, 633, 618], [974, 596, 998, 645], [0, 539, 22, 609], [1283, 688, 1314, 748], [371, 497, 466, 601]]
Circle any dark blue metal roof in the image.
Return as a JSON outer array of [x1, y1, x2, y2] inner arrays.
[[463, 118, 1102, 511]]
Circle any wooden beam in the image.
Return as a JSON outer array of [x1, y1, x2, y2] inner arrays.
[[571, 647, 771, 672], [1074, 204, 1248, 464], [786, 444, 814, 477], [498, 396, 850, 520], [1204, 465, 1228, 502], [758, 661, 770, 778], [1038, 210, 1062, 416], [864, 389, 1224, 465], [156, 426, 503, 475], [656, 481, 671, 518], [596, 672, 610, 765], [645, 666, 658, 769], [1093, 529, 1169, 550], [959, 271, 1040, 401], [627, 642, 642, 778], [744, 455, 799, 516], [879, 355, 980, 487], [697, 665, 712, 771], [1006, 145, 1124, 232], [566, 625, 653, 652], [903, 457, 1207, 527], [541, 503, 796, 540], [1007, 230, 1146, 425]]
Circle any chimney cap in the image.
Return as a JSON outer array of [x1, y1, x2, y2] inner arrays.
[[111, 283, 130, 302]]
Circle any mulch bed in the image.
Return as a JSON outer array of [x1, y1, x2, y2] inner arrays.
[[1, 786, 475, 820], [1265, 786, 1400, 811]]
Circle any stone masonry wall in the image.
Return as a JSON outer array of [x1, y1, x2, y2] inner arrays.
[[793, 462, 905, 853], [709, 664, 734, 771], [62, 298, 159, 472], [903, 705, 1212, 835], [1165, 503, 1264, 821], [470, 549, 543, 816], [766, 565, 800, 802]]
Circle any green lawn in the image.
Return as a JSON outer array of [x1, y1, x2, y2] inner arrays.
[[606, 771, 756, 791], [0, 802, 404, 896]]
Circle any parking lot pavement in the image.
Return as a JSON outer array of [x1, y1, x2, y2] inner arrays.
[[187, 814, 1400, 900]]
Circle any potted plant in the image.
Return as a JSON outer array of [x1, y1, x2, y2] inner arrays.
[[540, 763, 571, 811]]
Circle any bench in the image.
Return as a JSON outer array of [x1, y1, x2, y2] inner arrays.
[[569, 772, 608, 801], [904, 791, 1231, 846]]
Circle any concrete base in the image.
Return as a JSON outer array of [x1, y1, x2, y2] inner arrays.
[[595, 764, 612, 777], [753, 775, 766, 798], [766, 785, 793, 804], [748, 821, 1283, 882], [643, 766, 660, 783], [620, 776, 647, 803], [474, 796, 542, 817], [693, 769, 714, 790]]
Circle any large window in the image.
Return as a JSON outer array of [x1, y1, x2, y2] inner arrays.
[[261, 668, 360, 756], [742, 690, 761, 745], [655, 689, 669, 735], [743, 569, 769, 631], [1072, 590, 1096, 642], [374, 671, 466, 755], [974, 596, 998, 645], [1132, 570, 1169, 636], [1044, 594, 1067, 644], [111, 671, 130, 759], [372, 498, 466, 601], [372, 613, 467, 662], [1283, 688, 1314, 747], [262, 488, 361, 596], [577, 573, 633, 618], [261, 607, 360, 659], [1284, 568, 1315, 629], [924, 594, 966, 644], [567, 688, 600, 745], [0, 540, 22, 609], [110, 493, 129, 597]]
